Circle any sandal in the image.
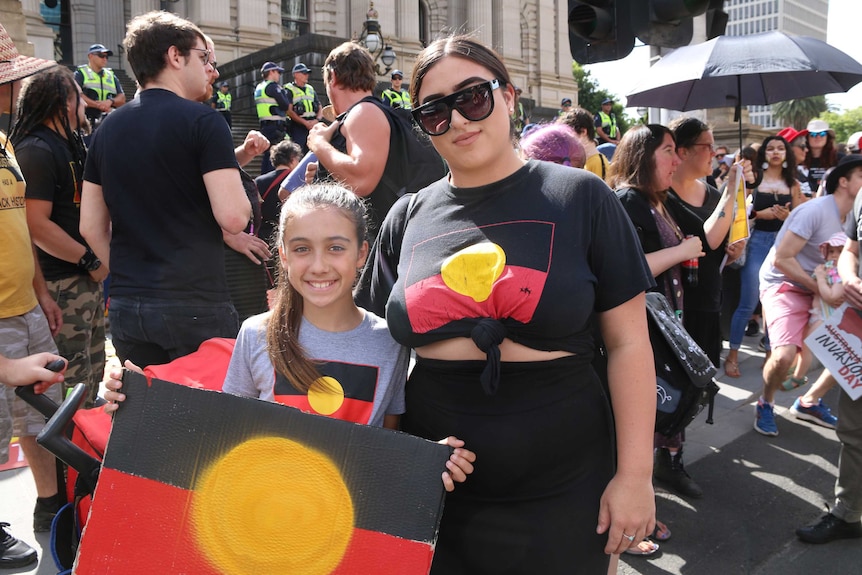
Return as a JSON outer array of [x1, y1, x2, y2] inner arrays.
[[781, 375, 809, 391], [724, 359, 741, 378], [623, 539, 659, 556], [650, 520, 672, 542]]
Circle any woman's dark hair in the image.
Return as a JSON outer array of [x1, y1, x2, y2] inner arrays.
[[409, 34, 515, 140], [10, 67, 87, 171], [557, 107, 596, 141], [609, 124, 675, 203], [269, 140, 303, 169], [266, 184, 369, 393], [668, 116, 710, 149], [123, 11, 205, 87], [805, 131, 838, 168], [757, 135, 797, 188]]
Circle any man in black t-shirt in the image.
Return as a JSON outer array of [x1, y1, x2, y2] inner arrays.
[[80, 11, 250, 368], [15, 67, 106, 407]]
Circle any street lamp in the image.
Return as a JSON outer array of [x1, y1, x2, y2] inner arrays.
[[358, 3, 396, 76]]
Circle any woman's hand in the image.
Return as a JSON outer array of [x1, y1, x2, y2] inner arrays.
[[725, 240, 746, 265], [597, 471, 656, 555], [438, 436, 476, 492], [678, 235, 705, 261], [103, 360, 143, 414], [771, 202, 791, 221]]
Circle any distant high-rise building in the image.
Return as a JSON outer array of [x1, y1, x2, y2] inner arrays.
[[724, 0, 829, 129]]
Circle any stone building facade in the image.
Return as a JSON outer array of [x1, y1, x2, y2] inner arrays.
[[18, 0, 577, 119]]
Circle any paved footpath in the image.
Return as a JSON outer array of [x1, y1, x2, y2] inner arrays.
[[2, 334, 858, 574]]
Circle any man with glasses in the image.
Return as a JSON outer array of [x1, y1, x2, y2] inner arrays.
[[75, 44, 126, 135], [80, 11, 250, 368]]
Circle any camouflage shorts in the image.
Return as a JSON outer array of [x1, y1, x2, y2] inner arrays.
[[0, 306, 62, 464], [48, 275, 106, 406]]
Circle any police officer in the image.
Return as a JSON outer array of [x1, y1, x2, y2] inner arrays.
[[284, 63, 322, 154], [75, 43, 126, 137], [595, 97, 621, 145], [381, 69, 411, 110], [254, 61, 292, 174], [212, 80, 232, 127]]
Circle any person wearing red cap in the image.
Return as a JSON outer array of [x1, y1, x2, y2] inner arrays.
[[778, 126, 813, 198], [0, 22, 65, 568]]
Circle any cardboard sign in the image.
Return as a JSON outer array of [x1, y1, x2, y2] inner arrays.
[[729, 168, 750, 246], [805, 303, 862, 400], [75, 371, 451, 574]]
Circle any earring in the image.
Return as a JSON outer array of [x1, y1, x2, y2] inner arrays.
[[762, 161, 768, 170], [782, 160, 787, 168]]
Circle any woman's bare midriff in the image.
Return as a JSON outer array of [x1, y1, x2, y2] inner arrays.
[[416, 337, 574, 362]]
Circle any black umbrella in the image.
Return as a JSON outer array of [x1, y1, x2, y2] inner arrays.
[[626, 31, 862, 148]]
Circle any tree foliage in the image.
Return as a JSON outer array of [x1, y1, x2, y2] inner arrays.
[[572, 62, 632, 133], [772, 96, 828, 130], [817, 107, 862, 144]]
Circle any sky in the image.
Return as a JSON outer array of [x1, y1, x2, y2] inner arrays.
[[584, 0, 861, 115]]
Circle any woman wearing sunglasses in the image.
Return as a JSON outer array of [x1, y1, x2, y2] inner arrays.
[[804, 120, 841, 195], [357, 35, 656, 574]]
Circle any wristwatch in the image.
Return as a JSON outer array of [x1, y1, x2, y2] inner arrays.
[[78, 247, 102, 272]]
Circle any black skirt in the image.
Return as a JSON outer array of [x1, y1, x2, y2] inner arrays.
[[403, 355, 614, 575]]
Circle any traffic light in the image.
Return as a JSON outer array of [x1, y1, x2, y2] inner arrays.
[[630, 0, 711, 48], [568, 1, 634, 64], [705, 0, 729, 40]]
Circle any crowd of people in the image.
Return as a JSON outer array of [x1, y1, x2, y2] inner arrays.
[[1, 13, 862, 575]]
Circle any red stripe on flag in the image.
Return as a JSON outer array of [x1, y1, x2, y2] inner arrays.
[[75, 468, 221, 575], [333, 527, 435, 575]]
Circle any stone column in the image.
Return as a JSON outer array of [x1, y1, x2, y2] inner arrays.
[[466, 0, 493, 47]]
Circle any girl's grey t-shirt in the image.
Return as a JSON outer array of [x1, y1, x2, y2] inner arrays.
[[223, 309, 408, 427]]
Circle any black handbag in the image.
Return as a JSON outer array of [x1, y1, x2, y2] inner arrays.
[[646, 292, 720, 437]]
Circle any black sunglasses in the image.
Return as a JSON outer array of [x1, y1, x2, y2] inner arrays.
[[411, 79, 501, 136]]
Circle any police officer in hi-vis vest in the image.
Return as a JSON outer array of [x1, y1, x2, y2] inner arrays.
[[594, 97, 621, 146], [254, 61, 292, 174], [381, 69, 411, 110], [212, 81, 232, 127], [75, 44, 126, 137], [284, 63, 322, 154]]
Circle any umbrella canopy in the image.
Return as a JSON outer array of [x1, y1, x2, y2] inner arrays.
[[626, 31, 862, 112]]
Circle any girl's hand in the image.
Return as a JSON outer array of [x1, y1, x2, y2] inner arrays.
[[438, 436, 476, 492], [772, 202, 791, 221], [813, 264, 826, 279], [596, 472, 656, 555], [103, 360, 143, 414]]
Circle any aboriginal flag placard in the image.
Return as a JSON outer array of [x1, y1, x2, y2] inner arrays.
[[75, 372, 451, 575]]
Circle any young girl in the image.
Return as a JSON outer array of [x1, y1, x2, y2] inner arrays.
[[105, 184, 474, 491]]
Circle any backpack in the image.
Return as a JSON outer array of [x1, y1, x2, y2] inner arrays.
[[373, 100, 447, 197], [646, 292, 720, 437]]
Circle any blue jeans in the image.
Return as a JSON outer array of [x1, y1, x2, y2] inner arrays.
[[729, 228, 778, 350], [109, 296, 239, 367]]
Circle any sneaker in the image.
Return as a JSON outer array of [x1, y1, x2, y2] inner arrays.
[[791, 398, 838, 429], [755, 401, 779, 436], [0, 522, 37, 568], [746, 320, 760, 336], [796, 512, 862, 544]]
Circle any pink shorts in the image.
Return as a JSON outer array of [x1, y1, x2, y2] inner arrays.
[[760, 282, 814, 350]]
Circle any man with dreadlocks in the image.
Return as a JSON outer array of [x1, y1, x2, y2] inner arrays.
[[12, 66, 107, 411], [0, 23, 65, 567]]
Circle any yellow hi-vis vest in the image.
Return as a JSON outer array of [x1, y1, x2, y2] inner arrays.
[[284, 83, 318, 118], [598, 111, 618, 139], [77, 65, 119, 100], [255, 81, 285, 121], [381, 88, 412, 110], [216, 91, 232, 111]]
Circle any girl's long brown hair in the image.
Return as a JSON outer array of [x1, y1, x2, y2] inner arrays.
[[266, 184, 369, 393]]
